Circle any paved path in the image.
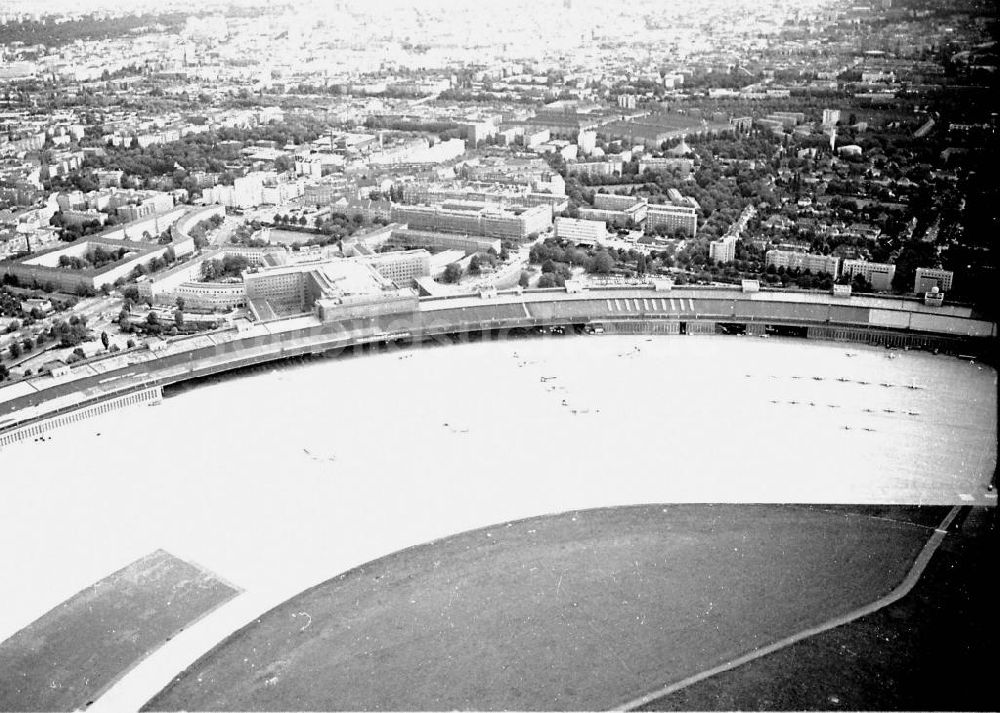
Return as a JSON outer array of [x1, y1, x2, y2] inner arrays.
[[613, 505, 963, 711]]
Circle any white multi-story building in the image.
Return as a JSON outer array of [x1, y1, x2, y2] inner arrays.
[[565, 159, 624, 178], [363, 250, 431, 288], [842, 259, 896, 291], [766, 250, 840, 276], [391, 202, 551, 241], [554, 217, 608, 244], [913, 267, 953, 293], [578, 201, 647, 226], [709, 234, 738, 264], [638, 157, 695, 176], [645, 204, 698, 236]]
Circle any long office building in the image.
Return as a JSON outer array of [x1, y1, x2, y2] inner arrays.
[[401, 182, 568, 213], [565, 159, 624, 178], [593, 193, 641, 211], [765, 249, 841, 277], [645, 203, 698, 235], [578, 202, 647, 226], [842, 259, 896, 291], [390, 201, 551, 241], [637, 157, 695, 175], [362, 249, 431, 288], [914, 267, 954, 293], [243, 257, 417, 322], [554, 216, 608, 244], [388, 228, 501, 255]]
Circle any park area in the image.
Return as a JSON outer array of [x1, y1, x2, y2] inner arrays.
[[0, 549, 238, 712], [143, 504, 936, 711]]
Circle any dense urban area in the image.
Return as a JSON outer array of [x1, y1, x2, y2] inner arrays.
[[0, 0, 996, 383]]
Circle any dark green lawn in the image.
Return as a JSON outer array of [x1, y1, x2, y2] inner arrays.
[[0, 549, 239, 712], [640, 506, 997, 711], [143, 504, 938, 711]]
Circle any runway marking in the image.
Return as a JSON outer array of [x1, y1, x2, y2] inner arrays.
[[612, 505, 963, 711]]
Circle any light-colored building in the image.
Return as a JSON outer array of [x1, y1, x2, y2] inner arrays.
[[593, 193, 642, 211], [554, 216, 608, 244], [765, 249, 840, 276], [388, 228, 501, 255], [363, 249, 431, 288], [566, 159, 623, 178], [842, 259, 896, 291], [914, 267, 953, 293], [243, 257, 417, 323], [637, 157, 695, 176], [822, 108, 841, 127], [390, 202, 551, 241], [578, 201, 647, 227], [645, 204, 698, 236], [709, 235, 738, 264]]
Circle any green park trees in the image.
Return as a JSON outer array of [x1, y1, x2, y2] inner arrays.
[[442, 263, 463, 284]]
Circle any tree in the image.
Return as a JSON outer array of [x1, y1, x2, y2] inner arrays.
[[22, 337, 34, 352], [851, 273, 871, 292], [519, 271, 531, 288], [589, 250, 614, 274], [146, 312, 160, 326], [442, 263, 463, 284], [174, 310, 184, 327], [126, 338, 136, 349], [175, 296, 185, 311], [468, 255, 482, 276], [0, 364, 8, 382], [101, 331, 109, 350]]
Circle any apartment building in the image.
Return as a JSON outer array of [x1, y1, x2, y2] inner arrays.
[[645, 204, 698, 236], [578, 201, 647, 227], [363, 249, 431, 288], [593, 193, 642, 211], [554, 216, 608, 244], [709, 234, 738, 264], [765, 249, 841, 276], [390, 202, 551, 241], [913, 267, 953, 293], [565, 159, 623, 178], [637, 157, 695, 176], [842, 259, 896, 291], [388, 228, 500, 255]]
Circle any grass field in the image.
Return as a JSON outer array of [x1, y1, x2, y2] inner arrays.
[[0, 549, 239, 712], [640, 506, 998, 711], [142, 505, 937, 711]]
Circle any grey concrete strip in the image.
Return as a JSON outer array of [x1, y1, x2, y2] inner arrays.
[[613, 505, 963, 711]]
